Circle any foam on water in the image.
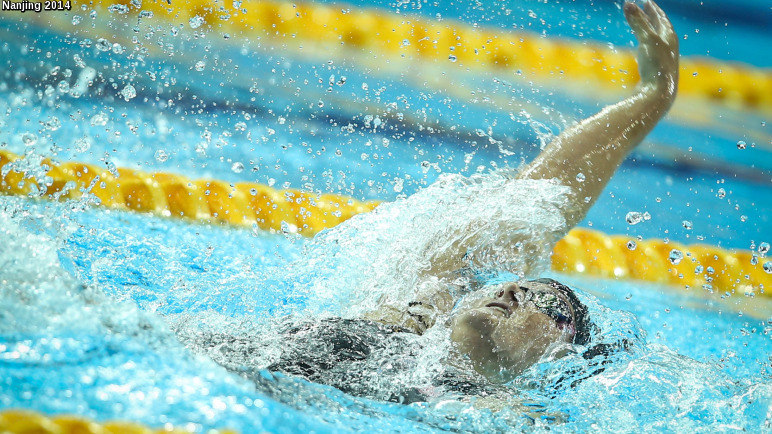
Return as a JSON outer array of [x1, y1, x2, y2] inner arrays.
[[288, 171, 572, 317]]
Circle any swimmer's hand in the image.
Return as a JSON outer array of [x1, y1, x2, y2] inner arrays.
[[624, 0, 679, 103]]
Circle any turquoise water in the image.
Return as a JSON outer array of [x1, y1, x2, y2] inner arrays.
[[1, 0, 771, 432]]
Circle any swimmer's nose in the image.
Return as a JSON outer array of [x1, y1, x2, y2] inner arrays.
[[496, 283, 521, 307]]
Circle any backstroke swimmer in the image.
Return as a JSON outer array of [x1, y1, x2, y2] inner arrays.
[[191, 0, 679, 406]]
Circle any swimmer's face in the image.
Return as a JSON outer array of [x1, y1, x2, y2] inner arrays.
[[450, 281, 576, 381]]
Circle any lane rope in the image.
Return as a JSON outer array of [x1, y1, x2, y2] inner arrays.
[[1, 149, 769, 297], [0, 408, 236, 434], [84, 0, 772, 112]]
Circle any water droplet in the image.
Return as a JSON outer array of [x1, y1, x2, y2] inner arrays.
[[317, 100, 324, 108], [95, 38, 111, 52], [43, 116, 61, 131], [393, 177, 404, 193], [717, 188, 726, 198], [112, 43, 125, 54], [759, 242, 770, 255], [625, 211, 644, 225], [763, 262, 772, 274], [120, 84, 137, 101], [231, 162, 244, 173], [90, 112, 108, 126], [626, 240, 637, 250], [74, 137, 92, 152], [736, 140, 747, 150], [668, 249, 684, 265], [154, 149, 169, 162], [448, 54, 457, 62], [21, 132, 37, 146], [682, 220, 692, 230], [750, 254, 759, 266], [575, 172, 585, 182], [72, 15, 82, 25], [277, 117, 286, 125], [280, 220, 296, 235], [107, 4, 129, 14], [234, 122, 246, 132], [189, 15, 204, 29], [194, 60, 206, 71]]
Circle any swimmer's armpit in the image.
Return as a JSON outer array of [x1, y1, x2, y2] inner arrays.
[[518, 0, 679, 228]]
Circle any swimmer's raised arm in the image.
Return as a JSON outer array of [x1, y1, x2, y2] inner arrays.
[[518, 0, 679, 227], [369, 1, 679, 326]]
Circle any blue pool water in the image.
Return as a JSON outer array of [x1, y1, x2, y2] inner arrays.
[[1, 0, 771, 432]]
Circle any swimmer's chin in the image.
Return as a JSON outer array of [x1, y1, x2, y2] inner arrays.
[[450, 308, 500, 353], [450, 308, 516, 381], [452, 307, 502, 334]]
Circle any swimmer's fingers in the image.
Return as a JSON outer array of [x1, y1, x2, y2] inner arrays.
[[643, 2, 664, 34], [624, 1, 679, 92], [645, 0, 678, 45], [624, 2, 657, 43]]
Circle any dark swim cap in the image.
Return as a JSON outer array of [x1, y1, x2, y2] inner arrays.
[[530, 278, 592, 345]]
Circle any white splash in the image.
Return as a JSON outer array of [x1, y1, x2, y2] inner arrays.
[[290, 170, 571, 317]]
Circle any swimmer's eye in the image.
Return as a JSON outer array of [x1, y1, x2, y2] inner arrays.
[[529, 291, 572, 325]]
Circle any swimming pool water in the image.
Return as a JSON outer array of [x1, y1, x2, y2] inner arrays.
[[1, 0, 771, 432]]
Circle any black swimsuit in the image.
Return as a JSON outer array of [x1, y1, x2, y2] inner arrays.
[[194, 318, 495, 404]]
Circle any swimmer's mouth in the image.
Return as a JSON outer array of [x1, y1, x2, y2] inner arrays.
[[485, 302, 512, 317]]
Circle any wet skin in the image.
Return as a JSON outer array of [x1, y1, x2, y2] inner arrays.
[[450, 281, 576, 382]]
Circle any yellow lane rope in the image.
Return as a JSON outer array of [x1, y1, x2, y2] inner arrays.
[[0, 149, 378, 236], [90, 0, 772, 112], [0, 408, 236, 434], [552, 227, 769, 299], [1, 149, 769, 297]]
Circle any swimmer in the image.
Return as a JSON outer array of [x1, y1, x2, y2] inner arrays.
[[367, 0, 679, 382], [193, 0, 679, 404]]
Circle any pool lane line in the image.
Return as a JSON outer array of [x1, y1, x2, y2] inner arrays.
[[0, 149, 379, 237], [552, 227, 770, 301], [75, 0, 772, 113], [0, 408, 237, 434], [1, 149, 769, 299]]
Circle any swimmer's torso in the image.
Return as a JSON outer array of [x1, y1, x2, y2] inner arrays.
[[191, 318, 497, 404]]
